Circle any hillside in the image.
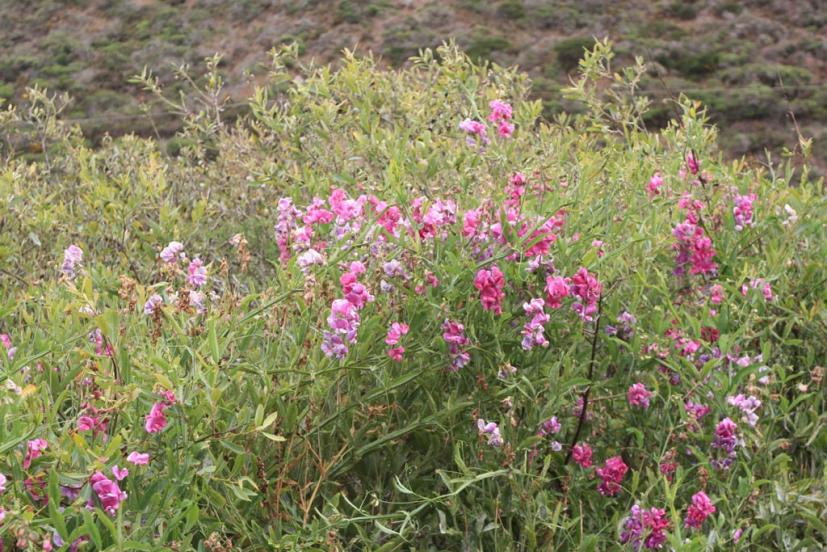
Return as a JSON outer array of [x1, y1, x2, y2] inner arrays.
[[1, 0, 826, 171]]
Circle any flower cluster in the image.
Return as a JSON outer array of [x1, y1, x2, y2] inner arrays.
[[569, 267, 602, 321], [684, 491, 716, 529], [442, 320, 471, 371], [711, 417, 740, 469], [596, 455, 628, 496], [476, 419, 503, 447], [627, 383, 652, 409], [572, 442, 593, 469], [0, 333, 15, 360], [521, 298, 550, 350], [727, 394, 761, 427], [385, 322, 410, 361], [732, 193, 756, 231], [474, 265, 506, 314], [90, 470, 127, 515], [620, 505, 671, 550], [62, 244, 83, 279], [144, 391, 176, 434]]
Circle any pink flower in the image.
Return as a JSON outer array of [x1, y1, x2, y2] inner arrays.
[[144, 402, 168, 433], [159, 241, 184, 263], [385, 322, 409, 346], [0, 472, 6, 494], [112, 466, 128, 481], [459, 118, 490, 146], [187, 258, 207, 288], [497, 120, 515, 138], [686, 152, 700, 175], [488, 100, 513, 122], [387, 346, 405, 362], [90, 471, 127, 515], [709, 284, 724, 305], [684, 491, 715, 529], [521, 298, 550, 350], [126, 452, 150, 465], [647, 173, 664, 197], [545, 276, 570, 308], [627, 383, 652, 409], [569, 267, 602, 321], [0, 334, 16, 360], [23, 438, 48, 469], [621, 504, 671, 550], [733, 193, 756, 231], [442, 320, 471, 371], [474, 265, 506, 315], [476, 419, 503, 447], [596, 456, 628, 496], [572, 442, 593, 468], [62, 244, 84, 279], [143, 294, 164, 315]]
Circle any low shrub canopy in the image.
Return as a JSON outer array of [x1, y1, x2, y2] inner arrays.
[[0, 43, 825, 550]]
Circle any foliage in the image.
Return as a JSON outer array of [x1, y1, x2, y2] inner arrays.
[[0, 42, 825, 550]]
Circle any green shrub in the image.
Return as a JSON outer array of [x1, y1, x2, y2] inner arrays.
[[0, 43, 825, 551], [554, 36, 596, 73]]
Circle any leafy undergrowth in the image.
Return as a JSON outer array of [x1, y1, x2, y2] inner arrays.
[[0, 44, 825, 550]]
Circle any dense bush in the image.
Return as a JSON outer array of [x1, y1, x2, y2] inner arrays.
[[0, 42, 825, 550]]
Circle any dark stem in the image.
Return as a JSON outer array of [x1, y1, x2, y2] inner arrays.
[[563, 294, 603, 465]]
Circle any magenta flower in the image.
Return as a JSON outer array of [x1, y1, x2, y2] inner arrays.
[[112, 466, 128, 481], [537, 416, 561, 437], [488, 100, 513, 122], [545, 276, 570, 309], [647, 173, 664, 197], [733, 193, 756, 231], [474, 265, 506, 315], [572, 442, 593, 468], [620, 504, 671, 550], [62, 244, 83, 279], [0, 333, 15, 360], [144, 402, 168, 433], [709, 284, 724, 305], [686, 152, 700, 175], [126, 451, 150, 465], [569, 267, 601, 321], [90, 471, 127, 515], [627, 383, 652, 409], [23, 438, 48, 469], [476, 419, 503, 447], [159, 241, 184, 263], [387, 346, 405, 362], [0, 472, 6, 494], [497, 120, 515, 138], [187, 258, 207, 288], [143, 294, 164, 315], [684, 491, 715, 529], [596, 456, 628, 496], [442, 319, 471, 371], [521, 298, 550, 350]]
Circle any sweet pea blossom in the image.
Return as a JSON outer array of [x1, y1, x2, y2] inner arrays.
[[572, 442, 593, 468], [62, 244, 83, 279], [159, 241, 184, 263], [545, 276, 570, 308], [627, 383, 652, 409], [647, 173, 664, 197], [569, 267, 601, 321], [144, 402, 168, 433], [90, 471, 127, 515], [733, 193, 756, 230], [474, 265, 506, 315], [442, 320, 470, 371], [459, 118, 489, 147], [521, 298, 550, 350], [127, 452, 150, 465], [0, 473, 6, 494], [0, 334, 15, 360], [187, 258, 207, 288], [143, 294, 164, 315], [684, 491, 715, 529], [727, 394, 762, 427], [112, 466, 128, 481], [476, 419, 503, 447], [488, 99, 513, 122], [23, 438, 48, 469], [620, 504, 671, 550], [596, 456, 628, 496]]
